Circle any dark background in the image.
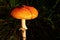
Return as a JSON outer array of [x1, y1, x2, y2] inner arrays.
[[0, 0, 60, 40]]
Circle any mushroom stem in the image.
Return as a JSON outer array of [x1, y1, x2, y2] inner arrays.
[[21, 19, 27, 40], [21, 19, 27, 29]]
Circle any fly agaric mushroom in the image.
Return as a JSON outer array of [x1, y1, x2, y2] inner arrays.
[[11, 5, 38, 40]]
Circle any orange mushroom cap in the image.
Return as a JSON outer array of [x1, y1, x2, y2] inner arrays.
[[11, 5, 38, 20]]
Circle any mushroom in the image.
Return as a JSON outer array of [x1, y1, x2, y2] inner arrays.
[[11, 5, 38, 40]]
